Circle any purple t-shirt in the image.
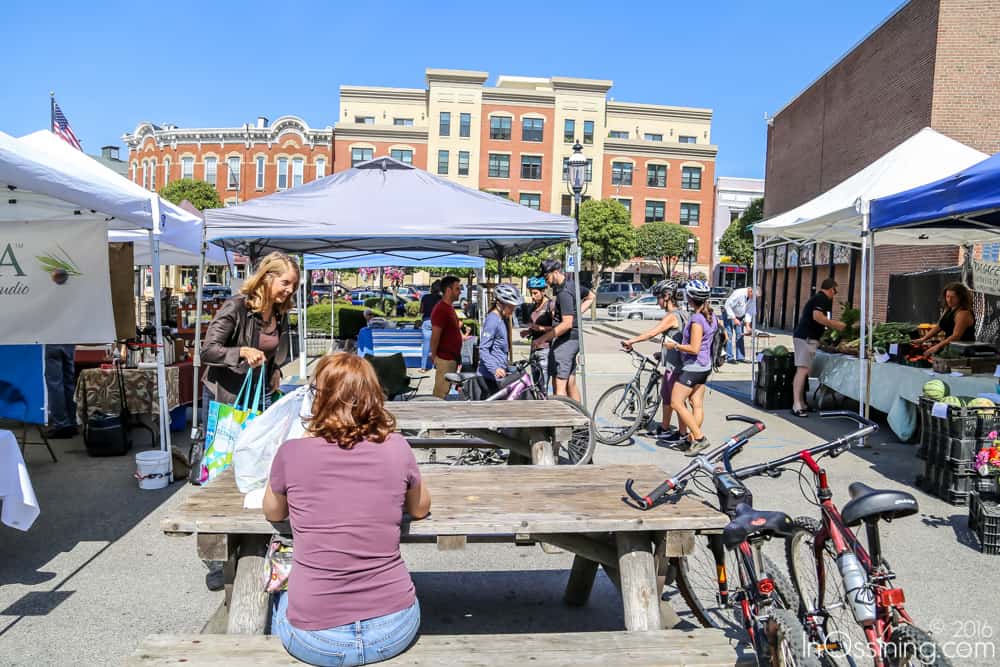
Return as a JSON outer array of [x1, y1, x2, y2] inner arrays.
[[681, 312, 719, 371], [268, 432, 421, 630]]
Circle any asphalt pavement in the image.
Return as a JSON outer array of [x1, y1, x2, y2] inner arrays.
[[1, 312, 996, 665]]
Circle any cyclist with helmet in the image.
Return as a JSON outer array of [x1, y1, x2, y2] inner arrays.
[[479, 284, 524, 395], [621, 280, 689, 440], [520, 277, 554, 392], [662, 279, 721, 456]]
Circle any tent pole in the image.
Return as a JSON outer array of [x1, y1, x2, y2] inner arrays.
[[191, 223, 208, 441], [298, 255, 307, 379], [148, 200, 172, 455], [859, 213, 869, 419], [750, 239, 761, 402], [865, 230, 876, 421]]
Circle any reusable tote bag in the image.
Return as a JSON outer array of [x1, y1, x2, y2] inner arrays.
[[201, 368, 266, 482]]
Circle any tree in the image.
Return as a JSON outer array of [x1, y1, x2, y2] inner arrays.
[[718, 196, 763, 268], [635, 222, 697, 278], [160, 178, 223, 211], [578, 199, 636, 285], [485, 244, 566, 281]]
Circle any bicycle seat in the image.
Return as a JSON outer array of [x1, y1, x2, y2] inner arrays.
[[444, 372, 480, 384], [841, 482, 918, 527], [722, 503, 796, 548]]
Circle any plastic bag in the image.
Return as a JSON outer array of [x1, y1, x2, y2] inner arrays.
[[232, 384, 312, 493]]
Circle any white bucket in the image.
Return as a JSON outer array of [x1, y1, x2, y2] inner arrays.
[[135, 450, 171, 490]]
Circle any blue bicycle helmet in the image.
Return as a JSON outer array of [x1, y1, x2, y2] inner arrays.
[[685, 279, 711, 301], [527, 277, 547, 289]]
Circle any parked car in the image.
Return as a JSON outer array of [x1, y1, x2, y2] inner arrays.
[[709, 285, 732, 310], [595, 282, 645, 307], [396, 285, 422, 300], [350, 289, 414, 316], [200, 283, 231, 302], [607, 294, 667, 320]]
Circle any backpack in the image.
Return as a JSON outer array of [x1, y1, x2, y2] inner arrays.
[[710, 313, 728, 371]]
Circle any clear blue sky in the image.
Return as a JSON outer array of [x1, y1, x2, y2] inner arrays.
[[1, 0, 902, 180]]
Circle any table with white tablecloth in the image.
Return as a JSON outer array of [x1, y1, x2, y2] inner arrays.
[[811, 351, 998, 440]]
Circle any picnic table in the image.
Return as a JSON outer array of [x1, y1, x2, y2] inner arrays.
[[162, 465, 727, 635]]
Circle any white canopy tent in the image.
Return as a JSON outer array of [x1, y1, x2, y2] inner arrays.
[[752, 128, 989, 416], [193, 157, 580, 433]]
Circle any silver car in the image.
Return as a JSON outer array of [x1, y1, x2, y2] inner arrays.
[[607, 294, 666, 320]]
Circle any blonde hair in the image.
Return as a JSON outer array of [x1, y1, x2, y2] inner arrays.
[[240, 252, 300, 316], [308, 353, 396, 448]]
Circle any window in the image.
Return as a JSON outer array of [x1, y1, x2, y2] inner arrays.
[[521, 155, 542, 180], [583, 120, 594, 144], [488, 153, 510, 178], [315, 158, 326, 179], [439, 111, 451, 137], [393, 118, 413, 126], [277, 157, 288, 189], [227, 157, 240, 190], [561, 195, 572, 216], [292, 158, 304, 187], [564, 119, 575, 143], [680, 203, 700, 226], [255, 156, 265, 189], [351, 147, 373, 167], [983, 244, 1000, 262], [645, 200, 665, 223], [678, 135, 697, 144], [390, 149, 413, 165], [522, 118, 543, 142], [459, 113, 471, 138], [611, 161, 633, 186], [489, 116, 511, 140], [437, 150, 449, 175], [458, 151, 470, 176], [131, 160, 137, 182], [355, 116, 374, 124], [561, 157, 594, 182], [141, 161, 148, 189], [647, 164, 666, 187], [609, 130, 629, 139], [149, 160, 156, 190], [163, 158, 170, 186], [681, 166, 702, 190], [519, 193, 541, 210], [616, 197, 632, 213], [644, 133, 663, 142], [491, 191, 509, 199], [181, 157, 193, 179], [204, 157, 217, 185]]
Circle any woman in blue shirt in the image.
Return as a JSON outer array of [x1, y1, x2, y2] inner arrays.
[[478, 284, 524, 396]]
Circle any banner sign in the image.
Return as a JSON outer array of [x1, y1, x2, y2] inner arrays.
[[972, 258, 1000, 297], [0, 221, 115, 344]]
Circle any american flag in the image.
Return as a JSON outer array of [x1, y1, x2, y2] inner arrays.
[[52, 100, 82, 151]]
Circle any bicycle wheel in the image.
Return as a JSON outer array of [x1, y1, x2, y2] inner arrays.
[[591, 382, 644, 445], [786, 517, 871, 667], [547, 395, 596, 465], [672, 533, 743, 631], [884, 623, 953, 667], [765, 607, 823, 667]]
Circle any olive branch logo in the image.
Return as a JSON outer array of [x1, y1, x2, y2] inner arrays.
[[36, 244, 83, 284]]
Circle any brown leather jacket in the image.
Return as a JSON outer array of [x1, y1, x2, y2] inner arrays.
[[201, 295, 291, 405]]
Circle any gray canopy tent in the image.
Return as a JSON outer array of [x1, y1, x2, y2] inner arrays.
[[191, 157, 580, 435]]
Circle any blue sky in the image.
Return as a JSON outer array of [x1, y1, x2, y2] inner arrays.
[[1, 0, 902, 179]]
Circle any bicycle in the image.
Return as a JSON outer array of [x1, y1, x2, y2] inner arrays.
[[444, 356, 596, 465], [779, 414, 952, 667], [624, 415, 821, 667], [591, 346, 664, 445]]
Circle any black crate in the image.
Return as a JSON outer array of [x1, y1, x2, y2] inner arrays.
[[754, 385, 793, 411], [976, 476, 1000, 496], [937, 467, 974, 505], [759, 354, 794, 375], [756, 368, 794, 391], [946, 437, 980, 465], [969, 492, 1000, 555], [979, 413, 1000, 439], [949, 413, 979, 439]]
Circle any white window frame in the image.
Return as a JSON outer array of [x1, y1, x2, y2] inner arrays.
[[255, 156, 266, 189], [162, 157, 170, 186], [204, 156, 217, 185], [315, 157, 326, 179], [131, 160, 138, 182], [181, 156, 194, 180], [150, 159, 156, 190], [292, 157, 304, 187], [390, 148, 413, 165], [458, 150, 470, 176], [141, 160, 148, 189], [277, 157, 289, 190]]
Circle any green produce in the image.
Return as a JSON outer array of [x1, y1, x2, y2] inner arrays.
[[772, 345, 789, 357], [941, 396, 964, 407], [871, 322, 918, 349], [761, 348, 774, 356], [840, 306, 861, 328], [922, 379, 949, 400]]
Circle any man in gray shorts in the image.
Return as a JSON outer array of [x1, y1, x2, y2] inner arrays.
[[532, 259, 593, 402], [791, 278, 846, 417]]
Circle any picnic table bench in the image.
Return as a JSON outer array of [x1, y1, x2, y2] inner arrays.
[[162, 465, 727, 637]]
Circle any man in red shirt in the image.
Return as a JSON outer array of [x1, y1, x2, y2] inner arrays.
[[429, 276, 463, 398]]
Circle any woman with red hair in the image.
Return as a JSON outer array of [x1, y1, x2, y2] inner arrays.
[[264, 353, 431, 666]]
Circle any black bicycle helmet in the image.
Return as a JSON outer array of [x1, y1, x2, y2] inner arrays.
[[651, 279, 678, 299]]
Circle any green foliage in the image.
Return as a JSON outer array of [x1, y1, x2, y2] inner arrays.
[[302, 303, 381, 339], [159, 178, 223, 211], [364, 297, 396, 313], [486, 244, 566, 280], [635, 222, 697, 277], [578, 199, 636, 280], [404, 300, 421, 317], [718, 197, 763, 268]]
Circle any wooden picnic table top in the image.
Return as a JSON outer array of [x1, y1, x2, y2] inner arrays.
[[387, 399, 589, 430], [162, 466, 726, 537]]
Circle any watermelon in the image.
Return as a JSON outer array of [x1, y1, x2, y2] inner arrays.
[[773, 345, 790, 357], [968, 397, 996, 414], [923, 379, 949, 400], [762, 348, 775, 357], [941, 396, 964, 407]]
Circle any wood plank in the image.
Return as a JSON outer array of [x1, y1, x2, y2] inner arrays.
[[617, 532, 661, 632], [563, 555, 600, 606], [197, 534, 232, 562], [127, 631, 752, 666], [162, 466, 726, 537], [227, 538, 270, 635], [389, 400, 589, 430]]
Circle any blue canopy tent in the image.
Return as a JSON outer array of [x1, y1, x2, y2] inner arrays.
[[305, 251, 484, 270]]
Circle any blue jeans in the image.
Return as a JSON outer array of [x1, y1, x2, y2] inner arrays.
[[272, 593, 420, 667], [723, 315, 746, 362], [44, 344, 76, 428]]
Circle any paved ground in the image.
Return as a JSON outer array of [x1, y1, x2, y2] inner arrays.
[[2, 314, 997, 665]]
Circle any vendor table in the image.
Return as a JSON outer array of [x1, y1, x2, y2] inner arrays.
[[162, 466, 726, 635], [74, 366, 181, 424], [812, 350, 997, 440]]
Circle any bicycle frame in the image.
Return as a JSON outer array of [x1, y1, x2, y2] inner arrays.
[[483, 362, 542, 401]]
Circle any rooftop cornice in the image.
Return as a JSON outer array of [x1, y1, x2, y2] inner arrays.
[[604, 139, 718, 159], [340, 85, 427, 103], [425, 68, 489, 85], [121, 116, 332, 149], [550, 76, 613, 94], [333, 124, 429, 142], [482, 89, 555, 106], [607, 101, 712, 122]]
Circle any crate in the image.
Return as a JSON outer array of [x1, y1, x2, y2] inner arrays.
[[917, 396, 1000, 440], [969, 492, 1000, 554], [946, 437, 980, 467], [754, 385, 793, 411], [937, 467, 974, 504], [976, 475, 1000, 496]]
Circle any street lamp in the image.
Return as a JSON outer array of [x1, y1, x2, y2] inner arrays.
[[566, 140, 588, 216], [565, 140, 589, 405], [686, 237, 696, 279]]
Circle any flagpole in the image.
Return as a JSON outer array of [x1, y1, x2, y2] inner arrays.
[[50, 91, 55, 132]]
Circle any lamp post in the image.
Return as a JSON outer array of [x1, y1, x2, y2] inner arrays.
[[686, 236, 696, 280], [566, 141, 589, 405]]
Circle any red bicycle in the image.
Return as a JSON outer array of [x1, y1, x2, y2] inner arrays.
[[780, 412, 952, 667]]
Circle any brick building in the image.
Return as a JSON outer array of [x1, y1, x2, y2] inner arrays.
[[761, 0, 1000, 328]]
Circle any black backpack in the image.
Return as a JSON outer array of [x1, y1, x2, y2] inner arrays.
[[710, 315, 728, 372]]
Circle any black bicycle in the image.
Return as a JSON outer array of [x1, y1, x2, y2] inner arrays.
[[591, 346, 664, 445], [625, 416, 821, 667]]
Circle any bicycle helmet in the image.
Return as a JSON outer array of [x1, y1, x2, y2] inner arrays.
[[685, 279, 711, 301], [527, 276, 547, 289], [651, 279, 678, 299], [493, 283, 524, 306]]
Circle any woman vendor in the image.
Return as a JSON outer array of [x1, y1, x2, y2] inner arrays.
[[913, 282, 976, 355]]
